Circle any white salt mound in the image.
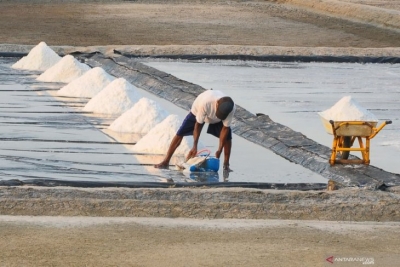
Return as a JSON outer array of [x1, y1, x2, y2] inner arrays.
[[12, 42, 61, 71], [318, 96, 378, 122], [83, 78, 142, 115], [109, 97, 169, 134], [132, 114, 194, 155], [57, 67, 115, 98], [36, 55, 91, 83]]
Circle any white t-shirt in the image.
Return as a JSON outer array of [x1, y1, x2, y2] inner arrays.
[[190, 90, 235, 127]]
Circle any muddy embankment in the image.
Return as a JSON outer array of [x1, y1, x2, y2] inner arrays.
[[1, 186, 400, 221], [278, 0, 400, 31]]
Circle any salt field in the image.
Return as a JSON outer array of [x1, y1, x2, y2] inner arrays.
[[0, 53, 327, 184], [144, 60, 400, 174], [1, 40, 399, 185]]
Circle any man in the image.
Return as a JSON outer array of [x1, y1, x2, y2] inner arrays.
[[154, 89, 235, 171]]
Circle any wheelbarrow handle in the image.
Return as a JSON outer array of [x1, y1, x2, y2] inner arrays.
[[368, 120, 392, 139]]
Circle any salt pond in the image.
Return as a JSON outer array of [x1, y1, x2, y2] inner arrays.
[[144, 60, 400, 174], [0, 57, 327, 184], [5, 54, 398, 184]]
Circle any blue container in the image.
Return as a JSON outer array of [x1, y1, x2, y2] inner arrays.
[[188, 157, 220, 172], [204, 157, 220, 172]]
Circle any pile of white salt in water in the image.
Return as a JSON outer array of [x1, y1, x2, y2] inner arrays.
[[109, 97, 169, 134], [37, 55, 91, 83], [83, 78, 142, 115], [318, 96, 378, 122], [11, 42, 61, 71], [57, 67, 115, 98], [132, 114, 197, 155], [11, 41, 92, 85], [11, 42, 195, 159]]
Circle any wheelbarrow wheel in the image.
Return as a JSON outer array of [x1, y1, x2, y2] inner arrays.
[[341, 136, 352, 159]]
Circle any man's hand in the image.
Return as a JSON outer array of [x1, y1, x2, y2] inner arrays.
[[186, 147, 197, 161], [187, 122, 204, 162], [215, 149, 222, 159]]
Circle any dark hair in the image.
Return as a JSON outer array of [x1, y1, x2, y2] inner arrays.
[[216, 97, 234, 120]]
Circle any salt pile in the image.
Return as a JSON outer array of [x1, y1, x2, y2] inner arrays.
[[318, 96, 378, 121], [12, 42, 61, 71], [132, 114, 197, 155], [83, 78, 142, 115], [57, 67, 115, 98], [36, 55, 91, 83], [109, 97, 169, 134]]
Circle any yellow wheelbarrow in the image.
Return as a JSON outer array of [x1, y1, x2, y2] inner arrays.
[[322, 119, 392, 165]]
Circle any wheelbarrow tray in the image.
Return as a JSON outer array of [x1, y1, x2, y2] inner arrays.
[[319, 116, 378, 136]]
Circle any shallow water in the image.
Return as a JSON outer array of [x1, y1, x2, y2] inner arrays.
[[0, 58, 326, 184]]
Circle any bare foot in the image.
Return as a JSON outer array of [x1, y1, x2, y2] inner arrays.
[[154, 162, 169, 169], [223, 164, 233, 172]]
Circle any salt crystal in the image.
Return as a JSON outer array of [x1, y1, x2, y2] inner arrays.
[[83, 78, 141, 115], [12, 42, 61, 71], [318, 96, 378, 122], [36, 55, 91, 83], [109, 97, 169, 134], [57, 67, 115, 98], [132, 114, 195, 155]]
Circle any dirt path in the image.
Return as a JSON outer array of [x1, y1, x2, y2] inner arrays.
[[1, 1, 400, 48], [1, 216, 400, 267]]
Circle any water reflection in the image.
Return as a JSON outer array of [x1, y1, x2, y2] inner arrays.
[[182, 170, 220, 183], [223, 169, 230, 182]]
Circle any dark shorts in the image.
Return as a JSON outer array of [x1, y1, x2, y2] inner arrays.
[[177, 112, 232, 140]]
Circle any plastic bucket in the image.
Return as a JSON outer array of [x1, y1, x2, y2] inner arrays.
[[204, 157, 220, 172], [188, 157, 220, 172]]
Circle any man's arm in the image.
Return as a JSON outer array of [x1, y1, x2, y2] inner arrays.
[[186, 121, 204, 161], [215, 125, 229, 159]]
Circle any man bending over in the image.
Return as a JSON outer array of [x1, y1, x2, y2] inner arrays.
[[154, 89, 235, 171]]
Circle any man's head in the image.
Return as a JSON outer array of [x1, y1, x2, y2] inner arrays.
[[216, 96, 234, 120]]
